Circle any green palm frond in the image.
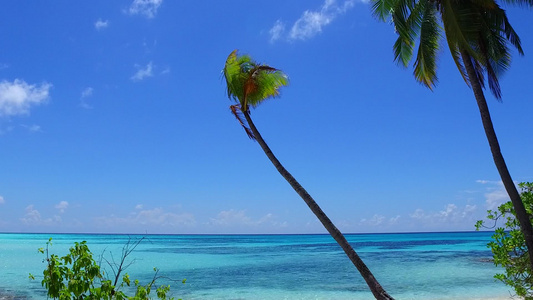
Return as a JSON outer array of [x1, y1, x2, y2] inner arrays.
[[499, 0, 533, 7], [224, 50, 244, 103], [223, 50, 288, 112], [376, 0, 523, 100], [441, 0, 484, 85], [471, 0, 521, 99], [502, 16, 523, 55], [243, 66, 289, 109], [392, 0, 420, 67], [371, 0, 396, 21], [472, 53, 486, 89], [223, 50, 289, 138], [440, 0, 483, 51], [477, 12, 506, 98], [413, 1, 440, 89], [481, 2, 523, 55]]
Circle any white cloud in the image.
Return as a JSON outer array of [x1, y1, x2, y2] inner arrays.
[[131, 62, 154, 81], [21, 205, 41, 224], [135, 208, 194, 225], [160, 67, 170, 75], [21, 124, 41, 132], [409, 208, 425, 220], [334, 213, 402, 232], [464, 204, 477, 215], [389, 215, 401, 224], [81, 87, 93, 98], [356, 214, 401, 228], [485, 189, 508, 210], [207, 210, 286, 231], [95, 207, 196, 228], [409, 203, 477, 224], [80, 87, 94, 109], [20, 205, 61, 225], [209, 209, 253, 226], [127, 0, 163, 19], [135, 204, 143, 210], [269, 20, 286, 43], [0, 196, 4, 204], [477, 180, 510, 210], [290, 10, 332, 40], [55, 201, 69, 213], [94, 19, 109, 30], [359, 214, 385, 226], [476, 179, 491, 185], [270, 0, 355, 42], [0, 79, 51, 117], [439, 203, 458, 218]]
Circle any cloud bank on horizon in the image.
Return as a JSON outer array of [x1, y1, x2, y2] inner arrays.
[[3, 180, 509, 234]]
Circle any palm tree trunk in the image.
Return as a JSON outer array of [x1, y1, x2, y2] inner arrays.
[[242, 110, 394, 300], [460, 50, 533, 270]]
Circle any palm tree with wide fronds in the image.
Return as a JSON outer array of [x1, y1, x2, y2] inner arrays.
[[223, 49, 394, 300], [371, 0, 533, 270]]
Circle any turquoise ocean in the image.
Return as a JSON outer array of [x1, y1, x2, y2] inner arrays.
[[0, 232, 514, 299]]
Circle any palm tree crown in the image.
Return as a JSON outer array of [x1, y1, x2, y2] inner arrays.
[[223, 50, 289, 139], [371, 0, 527, 99]]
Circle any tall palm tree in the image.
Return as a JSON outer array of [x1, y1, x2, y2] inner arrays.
[[371, 0, 533, 270], [223, 50, 394, 300]]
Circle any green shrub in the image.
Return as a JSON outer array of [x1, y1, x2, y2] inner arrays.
[[30, 238, 184, 300], [476, 182, 533, 299]]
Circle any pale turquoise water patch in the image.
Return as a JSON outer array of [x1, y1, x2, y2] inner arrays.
[[0, 232, 512, 299]]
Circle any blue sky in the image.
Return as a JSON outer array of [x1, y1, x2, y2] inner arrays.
[[0, 0, 532, 234]]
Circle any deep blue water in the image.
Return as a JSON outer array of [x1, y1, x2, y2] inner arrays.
[[0, 232, 512, 299]]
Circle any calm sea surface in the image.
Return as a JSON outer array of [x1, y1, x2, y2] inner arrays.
[[0, 232, 513, 299]]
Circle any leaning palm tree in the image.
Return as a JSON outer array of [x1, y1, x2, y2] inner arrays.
[[223, 50, 394, 300], [371, 0, 533, 270]]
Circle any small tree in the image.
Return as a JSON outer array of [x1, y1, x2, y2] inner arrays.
[[30, 238, 184, 300], [476, 182, 533, 299]]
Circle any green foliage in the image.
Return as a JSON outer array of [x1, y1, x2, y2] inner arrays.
[[29, 238, 183, 300], [371, 0, 525, 99], [476, 182, 533, 299], [223, 49, 289, 140], [223, 49, 288, 111]]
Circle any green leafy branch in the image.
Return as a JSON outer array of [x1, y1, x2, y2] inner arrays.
[[476, 182, 533, 299], [29, 238, 185, 300]]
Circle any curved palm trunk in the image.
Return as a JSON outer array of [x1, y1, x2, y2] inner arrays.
[[242, 110, 394, 300], [460, 50, 533, 270]]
